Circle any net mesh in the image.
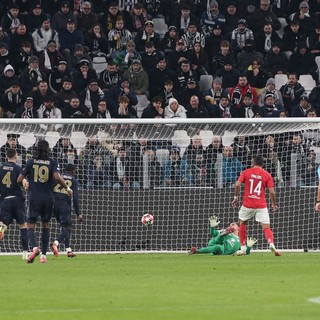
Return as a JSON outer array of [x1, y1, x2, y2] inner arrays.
[[0, 119, 319, 253]]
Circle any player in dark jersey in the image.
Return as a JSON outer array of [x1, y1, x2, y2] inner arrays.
[[17, 140, 72, 264], [0, 149, 29, 259], [51, 164, 84, 258]]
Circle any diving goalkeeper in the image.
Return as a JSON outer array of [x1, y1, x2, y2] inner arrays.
[[189, 215, 257, 255]]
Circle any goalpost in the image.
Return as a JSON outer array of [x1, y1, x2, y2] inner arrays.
[[0, 118, 319, 254]]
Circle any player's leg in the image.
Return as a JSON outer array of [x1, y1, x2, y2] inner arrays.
[[191, 244, 223, 255], [256, 208, 281, 256], [39, 200, 54, 263], [238, 206, 255, 254], [0, 199, 14, 240], [14, 198, 29, 259]]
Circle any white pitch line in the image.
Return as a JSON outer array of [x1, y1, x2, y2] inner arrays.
[[308, 296, 320, 304]]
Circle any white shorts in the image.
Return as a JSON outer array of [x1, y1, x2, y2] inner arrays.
[[238, 205, 270, 224]]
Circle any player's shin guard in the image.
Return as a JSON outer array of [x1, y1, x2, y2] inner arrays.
[[41, 228, 50, 255], [20, 228, 28, 251], [27, 228, 37, 248], [239, 224, 247, 246], [263, 227, 274, 244]]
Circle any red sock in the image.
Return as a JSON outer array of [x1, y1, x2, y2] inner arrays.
[[264, 227, 274, 244], [239, 224, 247, 246]]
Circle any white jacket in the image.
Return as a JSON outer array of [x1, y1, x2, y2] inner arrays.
[[164, 98, 187, 118], [37, 104, 62, 131]]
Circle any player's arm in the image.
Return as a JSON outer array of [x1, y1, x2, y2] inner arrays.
[[268, 187, 278, 212], [315, 182, 320, 212], [53, 172, 73, 197], [232, 180, 241, 208]]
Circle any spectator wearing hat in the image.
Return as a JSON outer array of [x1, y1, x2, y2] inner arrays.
[[210, 40, 235, 75], [200, 1, 226, 36], [48, 60, 70, 94], [9, 24, 34, 56], [187, 41, 209, 79], [164, 97, 187, 118], [38, 40, 65, 76], [214, 57, 240, 89], [173, 3, 196, 37], [264, 42, 288, 76], [248, 0, 281, 34], [51, 1, 77, 33], [0, 42, 15, 74], [79, 78, 105, 118], [186, 95, 209, 118], [204, 77, 228, 108], [141, 95, 164, 118], [254, 22, 282, 56], [223, 2, 242, 36], [126, 2, 148, 37], [14, 96, 38, 118], [32, 18, 60, 54], [72, 59, 97, 95], [258, 78, 284, 107], [231, 19, 254, 55], [288, 42, 318, 81], [84, 22, 109, 59], [106, 77, 138, 115], [0, 133, 26, 166], [113, 40, 142, 73], [279, 72, 305, 114], [59, 18, 84, 61], [291, 1, 316, 35], [98, 61, 121, 93], [204, 25, 226, 67], [55, 77, 78, 112], [1, 4, 22, 34], [134, 20, 161, 53], [291, 95, 312, 117], [0, 64, 19, 95], [1, 81, 24, 117], [30, 80, 54, 111], [259, 92, 285, 117], [70, 43, 92, 70], [236, 38, 264, 73], [108, 16, 133, 56], [245, 57, 272, 91], [19, 55, 47, 95], [123, 58, 149, 97], [181, 21, 205, 51], [167, 39, 189, 72], [25, 3, 48, 33], [37, 96, 63, 132], [14, 41, 34, 75], [160, 25, 179, 55], [99, 2, 124, 36], [282, 20, 306, 55], [76, 1, 98, 34]]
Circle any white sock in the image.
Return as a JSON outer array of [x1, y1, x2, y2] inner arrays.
[[241, 245, 246, 252], [41, 254, 46, 259], [54, 240, 59, 247], [66, 247, 72, 252]]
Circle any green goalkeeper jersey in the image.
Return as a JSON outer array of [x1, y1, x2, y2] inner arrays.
[[209, 227, 241, 255]]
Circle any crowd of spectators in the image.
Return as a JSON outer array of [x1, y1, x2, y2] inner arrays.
[[1, 0, 320, 189], [2, 0, 320, 121]]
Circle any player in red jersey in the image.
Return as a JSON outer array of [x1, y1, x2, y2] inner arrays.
[[231, 155, 281, 256]]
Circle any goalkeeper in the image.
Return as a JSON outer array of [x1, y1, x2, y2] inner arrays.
[[189, 215, 257, 255]]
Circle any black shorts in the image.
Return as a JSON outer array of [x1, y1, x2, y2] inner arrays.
[[53, 201, 72, 226], [27, 199, 53, 223], [0, 197, 25, 226]]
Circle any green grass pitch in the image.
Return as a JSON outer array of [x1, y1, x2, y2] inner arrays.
[[0, 253, 319, 320]]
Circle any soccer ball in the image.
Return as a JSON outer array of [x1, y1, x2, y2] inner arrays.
[[141, 214, 154, 226]]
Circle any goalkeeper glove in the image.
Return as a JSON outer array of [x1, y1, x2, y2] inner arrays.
[[209, 215, 220, 228], [246, 237, 258, 248]]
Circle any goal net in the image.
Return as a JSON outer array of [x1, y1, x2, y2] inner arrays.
[[0, 118, 319, 254]]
